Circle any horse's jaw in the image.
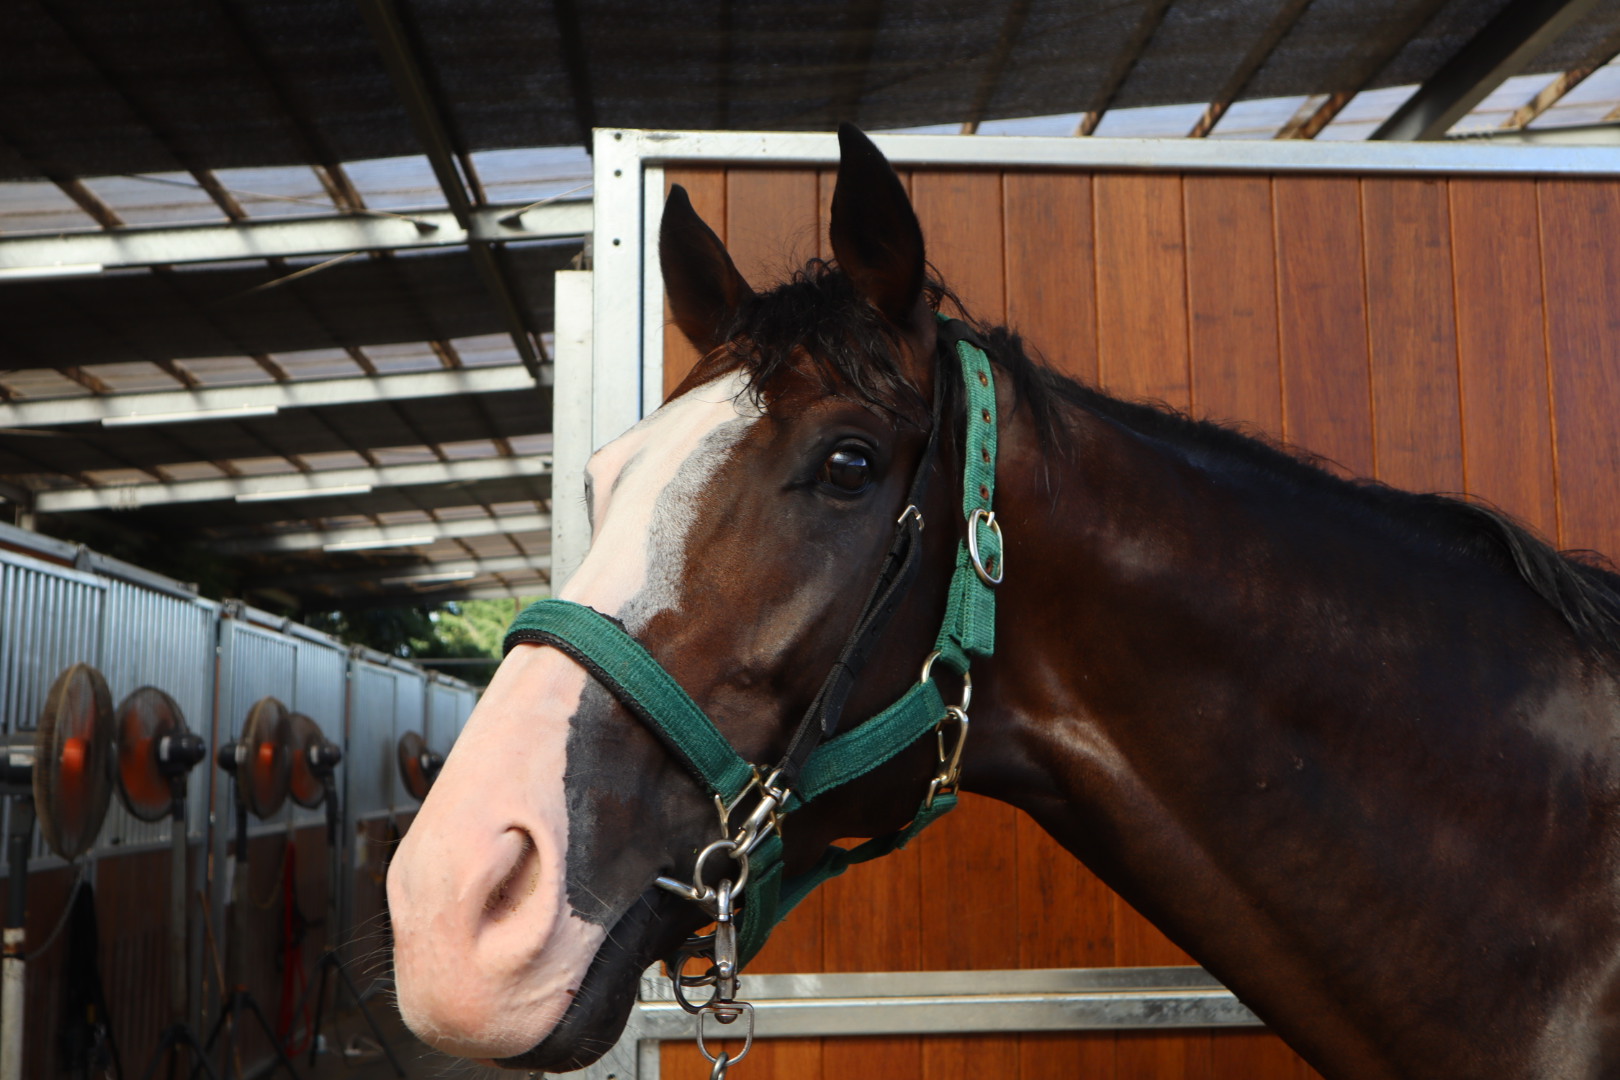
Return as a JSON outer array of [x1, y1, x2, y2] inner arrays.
[[388, 646, 608, 1061]]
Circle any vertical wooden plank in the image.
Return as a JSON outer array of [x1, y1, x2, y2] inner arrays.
[[724, 169, 822, 288], [1093, 173, 1190, 405], [663, 168, 727, 399], [907, 165, 1020, 1078], [1185, 175, 1283, 434], [1538, 178, 1620, 555], [1448, 179, 1557, 538], [1361, 178, 1464, 493], [1003, 171, 1098, 385], [1094, 169, 1201, 1077], [1274, 177, 1374, 477], [1005, 168, 1114, 1080]]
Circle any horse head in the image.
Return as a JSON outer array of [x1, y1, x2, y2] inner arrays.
[[387, 126, 985, 1070]]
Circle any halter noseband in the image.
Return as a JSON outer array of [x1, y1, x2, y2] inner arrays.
[[501, 316, 1002, 1067]]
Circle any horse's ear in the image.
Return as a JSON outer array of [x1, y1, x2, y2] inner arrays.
[[829, 124, 927, 330], [660, 184, 754, 354]]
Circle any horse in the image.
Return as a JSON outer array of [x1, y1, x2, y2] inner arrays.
[[386, 125, 1620, 1079]]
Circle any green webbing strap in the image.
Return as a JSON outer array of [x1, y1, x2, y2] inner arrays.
[[792, 680, 945, 805], [737, 792, 958, 964], [503, 599, 756, 799], [934, 324, 1001, 671]]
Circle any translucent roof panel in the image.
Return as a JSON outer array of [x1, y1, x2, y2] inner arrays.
[[79, 172, 228, 228], [1316, 85, 1421, 141], [207, 165, 342, 219], [343, 155, 446, 212], [0, 180, 98, 234], [977, 113, 1085, 136], [365, 342, 444, 375], [469, 147, 593, 206], [269, 347, 367, 381], [1093, 102, 1209, 138], [79, 361, 188, 394], [183, 355, 278, 387], [1449, 73, 1558, 135], [1530, 58, 1620, 128], [1, 369, 93, 401], [1210, 95, 1315, 139], [450, 334, 522, 368]]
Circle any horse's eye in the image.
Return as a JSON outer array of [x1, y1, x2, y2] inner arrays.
[[819, 447, 872, 494]]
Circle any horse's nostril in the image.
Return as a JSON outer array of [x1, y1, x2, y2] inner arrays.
[[484, 827, 540, 920]]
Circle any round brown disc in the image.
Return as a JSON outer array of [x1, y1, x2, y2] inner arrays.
[[397, 730, 433, 801], [288, 712, 332, 810], [238, 697, 291, 819], [34, 664, 114, 860], [114, 686, 186, 822]]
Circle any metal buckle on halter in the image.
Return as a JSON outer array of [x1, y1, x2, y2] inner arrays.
[[967, 507, 1004, 586]]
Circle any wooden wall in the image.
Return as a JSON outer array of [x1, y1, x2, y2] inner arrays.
[[658, 164, 1620, 1079]]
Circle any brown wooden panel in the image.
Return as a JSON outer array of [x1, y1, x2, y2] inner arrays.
[[663, 168, 728, 399], [1185, 175, 1283, 433], [1094, 173, 1190, 406], [1003, 171, 1098, 385], [1361, 178, 1464, 493], [725, 169, 821, 288], [912, 169, 1006, 321], [1538, 178, 1620, 555], [1092, 171, 1198, 974], [1274, 177, 1374, 477], [1448, 179, 1558, 537]]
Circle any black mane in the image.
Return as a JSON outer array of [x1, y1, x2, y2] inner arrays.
[[710, 259, 1620, 659]]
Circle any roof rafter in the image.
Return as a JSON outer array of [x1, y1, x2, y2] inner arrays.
[[34, 453, 552, 513], [356, 0, 550, 379], [0, 202, 589, 276], [1075, 0, 1174, 136], [1372, 0, 1604, 139], [0, 365, 541, 428], [257, 552, 552, 591], [213, 510, 551, 554]]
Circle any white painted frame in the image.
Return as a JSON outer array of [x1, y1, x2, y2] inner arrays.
[[565, 126, 1620, 584]]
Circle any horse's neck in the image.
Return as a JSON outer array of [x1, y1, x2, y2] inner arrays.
[[974, 403, 1620, 1079]]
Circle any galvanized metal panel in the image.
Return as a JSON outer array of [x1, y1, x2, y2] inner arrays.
[[94, 580, 219, 852], [216, 618, 299, 841], [0, 549, 107, 865], [425, 678, 476, 760], [290, 636, 349, 831], [346, 659, 406, 821]]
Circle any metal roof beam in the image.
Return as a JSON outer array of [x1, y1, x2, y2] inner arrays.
[[0, 365, 543, 429], [215, 510, 552, 554], [1372, 0, 1604, 140], [0, 201, 589, 277], [34, 454, 551, 513], [258, 553, 551, 590], [357, 0, 550, 379]]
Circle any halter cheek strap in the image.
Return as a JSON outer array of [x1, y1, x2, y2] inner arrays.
[[502, 315, 1002, 968]]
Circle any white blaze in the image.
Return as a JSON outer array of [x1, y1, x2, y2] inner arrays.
[[388, 372, 759, 1060]]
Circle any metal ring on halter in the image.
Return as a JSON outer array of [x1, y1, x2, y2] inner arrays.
[[698, 1002, 756, 1066], [967, 508, 1004, 586], [692, 838, 752, 896], [897, 504, 924, 530], [918, 649, 972, 712]]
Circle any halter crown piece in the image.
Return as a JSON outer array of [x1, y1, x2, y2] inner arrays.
[[503, 317, 1001, 1074]]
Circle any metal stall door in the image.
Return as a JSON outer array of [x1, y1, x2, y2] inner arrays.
[[342, 653, 422, 967], [0, 545, 106, 1078], [583, 129, 1620, 1080], [424, 675, 476, 762], [94, 576, 220, 1066]]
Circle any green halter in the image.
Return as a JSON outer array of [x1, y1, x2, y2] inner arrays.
[[503, 316, 1002, 967]]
